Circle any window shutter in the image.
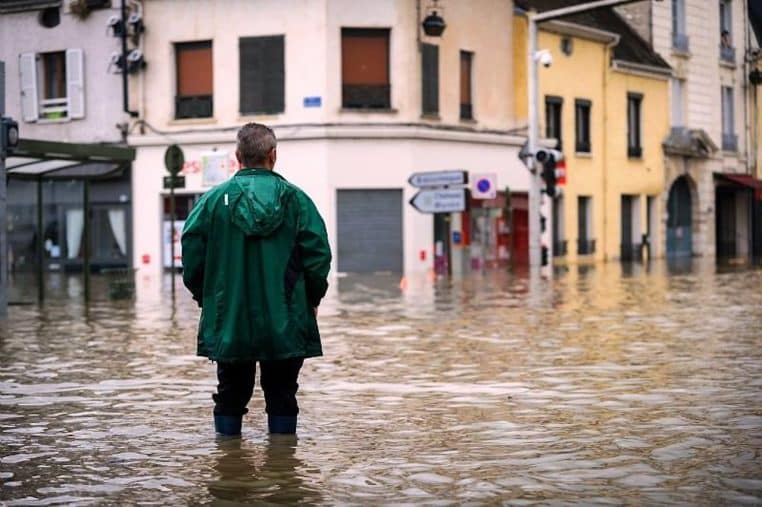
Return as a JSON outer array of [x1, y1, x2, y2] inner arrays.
[[19, 52, 39, 122], [66, 48, 85, 119], [421, 43, 438, 115], [240, 35, 284, 114]]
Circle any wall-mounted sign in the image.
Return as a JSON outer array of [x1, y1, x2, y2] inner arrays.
[[409, 188, 467, 214], [201, 151, 230, 187], [471, 173, 497, 199], [408, 170, 468, 188], [303, 96, 322, 108]]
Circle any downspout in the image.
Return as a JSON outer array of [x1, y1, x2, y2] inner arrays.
[[743, 0, 752, 174], [601, 36, 619, 262]]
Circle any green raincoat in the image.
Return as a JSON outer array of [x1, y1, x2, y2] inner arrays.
[[181, 168, 331, 362]]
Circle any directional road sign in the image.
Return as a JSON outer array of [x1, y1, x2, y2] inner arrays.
[[409, 188, 467, 214], [408, 170, 468, 188]]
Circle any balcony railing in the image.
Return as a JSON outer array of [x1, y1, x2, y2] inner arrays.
[[722, 133, 738, 151], [720, 45, 736, 63], [672, 33, 690, 52], [40, 97, 68, 120], [176, 95, 213, 119], [577, 238, 596, 256], [342, 84, 391, 110], [553, 240, 568, 257]]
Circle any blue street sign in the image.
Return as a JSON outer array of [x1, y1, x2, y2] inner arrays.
[[303, 96, 322, 108]]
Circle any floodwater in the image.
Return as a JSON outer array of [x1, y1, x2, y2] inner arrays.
[[1, 261, 761, 505]]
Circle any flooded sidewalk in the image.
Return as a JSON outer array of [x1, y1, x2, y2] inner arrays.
[[1, 262, 761, 505]]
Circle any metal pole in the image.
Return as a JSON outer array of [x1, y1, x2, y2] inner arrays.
[[0, 61, 6, 318], [83, 180, 90, 302], [37, 177, 44, 303], [170, 184, 175, 299], [528, 16, 541, 269]]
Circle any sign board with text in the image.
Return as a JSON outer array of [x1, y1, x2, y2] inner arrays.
[[409, 188, 467, 214], [408, 170, 468, 188]]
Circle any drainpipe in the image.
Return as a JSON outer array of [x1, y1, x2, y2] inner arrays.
[[601, 37, 619, 263]]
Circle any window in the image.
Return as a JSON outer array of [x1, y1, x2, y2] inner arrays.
[[719, 0, 735, 62], [671, 79, 684, 127], [577, 196, 595, 255], [239, 36, 284, 115], [545, 96, 563, 150], [421, 43, 439, 116], [459, 50, 473, 120], [672, 0, 689, 51], [553, 195, 566, 257], [627, 93, 642, 158], [574, 99, 591, 153], [19, 49, 84, 122], [341, 28, 390, 109], [721, 86, 737, 151], [175, 41, 213, 119]]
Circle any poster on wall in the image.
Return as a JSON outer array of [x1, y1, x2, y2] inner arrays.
[[201, 151, 230, 187], [163, 220, 185, 268]]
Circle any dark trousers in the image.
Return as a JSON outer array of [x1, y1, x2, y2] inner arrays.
[[213, 358, 304, 417]]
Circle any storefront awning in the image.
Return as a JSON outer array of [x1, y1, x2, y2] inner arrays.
[[5, 139, 135, 180], [717, 173, 762, 200]]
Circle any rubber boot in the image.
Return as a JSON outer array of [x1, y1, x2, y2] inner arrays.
[[268, 415, 297, 434], [214, 414, 242, 436]]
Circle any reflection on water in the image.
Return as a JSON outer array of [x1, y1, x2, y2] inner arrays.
[[1, 261, 761, 504]]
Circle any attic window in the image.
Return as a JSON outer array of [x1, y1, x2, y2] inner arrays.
[[39, 7, 60, 28]]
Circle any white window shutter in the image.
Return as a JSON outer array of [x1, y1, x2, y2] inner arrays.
[[19, 52, 39, 122], [66, 48, 85, 119]]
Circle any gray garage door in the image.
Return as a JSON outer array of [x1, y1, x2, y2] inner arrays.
[[337, 189, 403, 273]]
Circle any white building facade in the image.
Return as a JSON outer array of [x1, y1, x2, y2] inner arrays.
[[127, 0, 529, 279], [622, 0, 762, 262]]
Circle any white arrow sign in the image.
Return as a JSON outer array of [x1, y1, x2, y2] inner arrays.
[[409, 188, 467, 214], [408, 170, 468, 188]]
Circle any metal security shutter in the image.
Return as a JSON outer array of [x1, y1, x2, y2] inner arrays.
[[337, 189, 403, 273], [240, 35, 285, 114]]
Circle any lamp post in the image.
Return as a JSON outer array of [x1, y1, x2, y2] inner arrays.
[[526, 0, 655, 269]]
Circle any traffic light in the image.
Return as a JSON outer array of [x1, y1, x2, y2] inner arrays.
[[535, 148, 563, 197], [0, 116, 20, 157]]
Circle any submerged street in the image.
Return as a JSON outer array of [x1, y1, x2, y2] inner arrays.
[[1, 262, 761, 505]]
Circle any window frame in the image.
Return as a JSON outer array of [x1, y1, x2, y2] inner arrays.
[[239, 35, 285, 115], [574, 98, 591, 154], [341, 27, 391, 110], [545, 95, 563, 151], [174, 40, 214, 120], [627, 92, 643, 158], [721, 86, 737, 151], [459, 50, 474, 120], [421, 43, 439, 117]]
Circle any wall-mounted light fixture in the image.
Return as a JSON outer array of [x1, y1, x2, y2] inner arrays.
[[422, 0, 446, 37]]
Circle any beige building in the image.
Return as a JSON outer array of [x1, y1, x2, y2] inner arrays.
[[127, 0, 530, 279], [620, 0, 762, 263]]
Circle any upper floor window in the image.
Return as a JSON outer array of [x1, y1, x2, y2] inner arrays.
[[239, 35, 285, 115], [719, 1, 735, 63], [341, 28, 390, 110], [574, 99, 591, 153], [175, 40, 213, 119], [627, 92, 642, 158], [672, 0, 689, 52], [19, 49, 84, 122], [459, 50, 473, 120], [671, 78, 685, 127], [421, 43, 439, 117], [545, 95, 562, 150], [721, 86, 737, 151]]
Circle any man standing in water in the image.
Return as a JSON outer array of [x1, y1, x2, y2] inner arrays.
[[181, 123, 331, 437]]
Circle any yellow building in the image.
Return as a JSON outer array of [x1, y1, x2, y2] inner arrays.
[[514, 1, 671, 264]]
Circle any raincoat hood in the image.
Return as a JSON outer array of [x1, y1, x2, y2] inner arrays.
[[229, 169, 294, 237]]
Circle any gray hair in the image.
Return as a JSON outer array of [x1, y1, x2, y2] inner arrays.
[[236, 123, 277, 167]]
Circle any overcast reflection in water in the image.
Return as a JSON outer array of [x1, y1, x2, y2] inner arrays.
[[1, 261, 761, 505]]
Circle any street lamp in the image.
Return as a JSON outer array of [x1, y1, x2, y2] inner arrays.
[[422, 0, 446, 37]]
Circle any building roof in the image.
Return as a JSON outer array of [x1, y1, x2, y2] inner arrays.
[[516, 0, 671, 71]]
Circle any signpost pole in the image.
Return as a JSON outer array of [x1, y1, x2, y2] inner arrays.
[[164, 145, 184, 300], [170, 180, 176, 299], [0, 61, 6, 317]]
